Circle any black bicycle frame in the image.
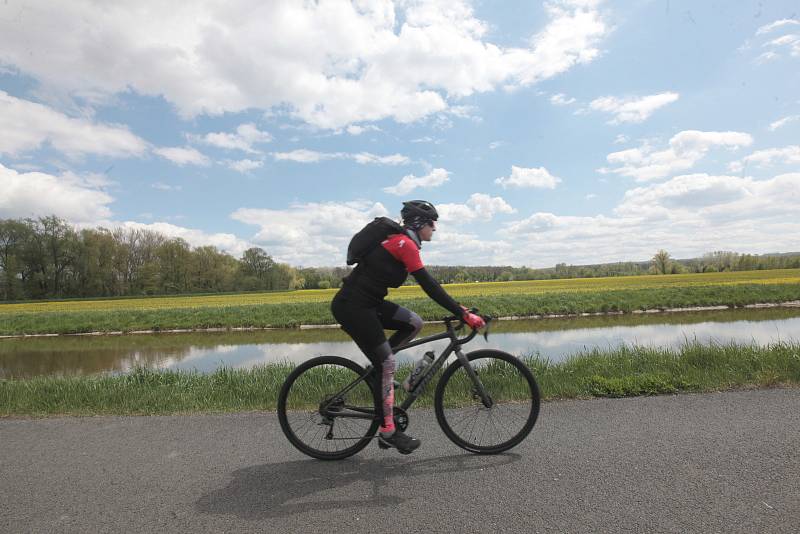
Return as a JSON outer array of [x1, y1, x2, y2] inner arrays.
[[319, 318, 493, 421]]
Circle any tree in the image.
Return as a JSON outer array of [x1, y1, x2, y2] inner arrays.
[[269, 262, 302, 290], [112, 227, 165, 294], [651, 249, 671, 275], [72, 228, 119, 297], [239, 247, 275, 289], [0, 219, 30, 300], [158, 238, 192, 293], [703, 250, 738, 272], [498, 270, 514, 282], [191, 246, 238, 292], [41, 216, 79, 296]]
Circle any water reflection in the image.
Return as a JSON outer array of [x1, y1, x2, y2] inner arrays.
[[1, 307, 799, 378]]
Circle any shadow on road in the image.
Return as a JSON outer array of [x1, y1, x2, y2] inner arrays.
[[196, 452, 520, 520]]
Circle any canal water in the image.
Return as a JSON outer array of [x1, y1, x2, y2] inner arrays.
[[1, 307, 799, 378]]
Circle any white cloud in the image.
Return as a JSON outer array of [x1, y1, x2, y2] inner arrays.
[[272, 149, 409, 165], [512, 0, 608, 86], [769, 115, 800, 131], [755, 51, 780, 64], [756, 19, 800, 35], [448, 105, 480, 121], [231, 200, 388, 265], [589, 92, 679, 124], [417, 228, 515, 266], [352, 153, 410, 165], [346, 124, 380, 135], [764, 34, 800, 57], [438, 193, 516, 223], [488, 141, 504, 149], [272, 149, 329, 163], [615, 173, 800, 224], [115, 221, 253, 257], [194, 123, 272, 153], [601, 130, 753, 182], [0, 163, 114, 222], [0, 1, 609, 129], [226, 159, 263, 173], [0, 91, 148, 158], [750, 19, 800, 61], [383, 168, 450, 195], [412, 136, 443, 144], [495, 166, 562, 189], [613, 134, 629, 144], [728, 145, 800, 172], [550, 93, 576, 106], [499, 172, 800, 266], [153, 146, 211, 166], [152, 182, 182, 191]]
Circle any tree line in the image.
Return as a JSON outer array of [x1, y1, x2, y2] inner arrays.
[[0, 216, 310, 301], [1, 216, 799, 301], [428, 250, 800, 284]]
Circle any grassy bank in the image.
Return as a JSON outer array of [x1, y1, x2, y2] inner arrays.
[[3, 281, 800, 336], [2, 341, 798, 416]]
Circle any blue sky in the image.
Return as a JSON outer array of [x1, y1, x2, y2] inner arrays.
[[1, 0, 798, 268]]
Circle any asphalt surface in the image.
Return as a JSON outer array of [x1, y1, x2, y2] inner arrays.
[[2, 388, 799, 533]]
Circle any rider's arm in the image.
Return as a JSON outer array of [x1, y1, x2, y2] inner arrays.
[[410, 267, 463, 317]]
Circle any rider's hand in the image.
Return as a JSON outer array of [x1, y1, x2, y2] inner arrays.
[[462, 309, 485, 330]]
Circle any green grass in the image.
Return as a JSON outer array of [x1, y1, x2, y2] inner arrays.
[[3, 282, 800, 336], [2, 341, 798, 416]]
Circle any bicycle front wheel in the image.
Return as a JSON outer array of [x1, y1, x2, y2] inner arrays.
[[434, 349, 540, 454], [277, 356, 381, 460]]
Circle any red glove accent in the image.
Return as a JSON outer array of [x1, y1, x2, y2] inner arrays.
[[462, 310, 485, 330]]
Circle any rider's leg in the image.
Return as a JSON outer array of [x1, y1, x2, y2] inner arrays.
[[372, 339, 420, 453], [330, 296, 419, 452], [377, 301, 424, 349], [373, 341, 396, 434]]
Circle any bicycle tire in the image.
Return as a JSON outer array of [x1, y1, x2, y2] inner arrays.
[[277, 355, 381, 460], [434, 349, 540, 454]]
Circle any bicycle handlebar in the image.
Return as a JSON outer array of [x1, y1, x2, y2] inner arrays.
[[442, 309, 493, 344]]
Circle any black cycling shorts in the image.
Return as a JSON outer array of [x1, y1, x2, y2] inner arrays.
[[330, 292, 420, 365]]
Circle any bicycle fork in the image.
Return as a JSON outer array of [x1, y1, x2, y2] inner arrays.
[[455, 349, 494, 408]]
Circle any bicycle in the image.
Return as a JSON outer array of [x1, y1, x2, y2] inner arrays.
[[277, 312, 541, 460]]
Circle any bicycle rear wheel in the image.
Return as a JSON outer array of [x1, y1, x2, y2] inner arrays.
[[434, 349, 540, 454], [277, 356, 381, 460]]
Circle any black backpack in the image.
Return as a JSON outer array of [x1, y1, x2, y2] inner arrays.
[[346, 217, 404, 265]]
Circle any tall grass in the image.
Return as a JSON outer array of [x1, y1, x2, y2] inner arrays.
[[2, 341, 798, 416]]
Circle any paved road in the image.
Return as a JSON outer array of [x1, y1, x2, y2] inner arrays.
[[2, 388, 799, 533]]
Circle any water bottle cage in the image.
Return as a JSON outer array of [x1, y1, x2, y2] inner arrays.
[[404, 352, 434, 392]]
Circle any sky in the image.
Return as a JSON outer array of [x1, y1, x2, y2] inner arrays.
[[0, 0, 799, 268]]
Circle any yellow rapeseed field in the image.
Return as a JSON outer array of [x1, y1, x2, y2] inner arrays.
[[2, 269, 799, 314]]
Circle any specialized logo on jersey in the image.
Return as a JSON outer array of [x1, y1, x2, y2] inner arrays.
[[381, 233, 424, 273]]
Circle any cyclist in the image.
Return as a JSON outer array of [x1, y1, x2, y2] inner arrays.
[[331, 200, 485, 454]]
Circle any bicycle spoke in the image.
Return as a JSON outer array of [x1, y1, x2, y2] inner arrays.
[[487, 410, 504, 442], [278, 358, 381, 460], [435, 352, 540, 453]]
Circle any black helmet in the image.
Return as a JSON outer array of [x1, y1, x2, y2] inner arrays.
[[401, 200, 438, 224]]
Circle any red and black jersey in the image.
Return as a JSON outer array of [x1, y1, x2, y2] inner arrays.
[[338, 230, 462, 316], [340, 232, 422, 305]]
